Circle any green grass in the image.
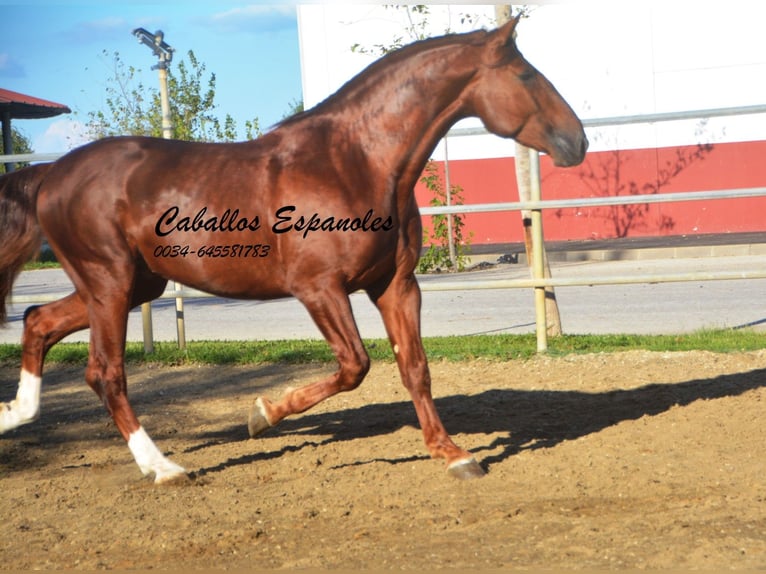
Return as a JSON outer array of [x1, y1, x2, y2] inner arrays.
[[0, 329, 762, 367], [23, 249, 60, 270], [23, 261, 61, 270]]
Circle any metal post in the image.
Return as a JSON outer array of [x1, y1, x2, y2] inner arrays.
[[157, 66, 173, 140], [2, 111, 15, 173], [443, 137, 456, 268], [133, 28, 186, 351], [156, 61, 186, 350]]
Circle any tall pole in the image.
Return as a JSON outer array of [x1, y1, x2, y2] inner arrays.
[[495, 5, 562, 344], [2, 111, 14, 173], [155, 50, 186, 350], [528, 150, 548, 352], [443, 137, 457, 269], [158, 67, 173, 140], [132, 28, 186, 351]]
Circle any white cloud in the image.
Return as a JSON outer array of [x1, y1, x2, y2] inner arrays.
[[205, 5, 296, 34], [64, 16, 128, 44], [0, 52, 25, 78], [33, 119, 92, 154]]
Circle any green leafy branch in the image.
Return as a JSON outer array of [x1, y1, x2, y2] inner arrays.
[[418, 161, 472, 273]]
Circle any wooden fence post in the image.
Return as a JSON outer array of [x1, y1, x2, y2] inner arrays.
[[496, 5, 562, 338]]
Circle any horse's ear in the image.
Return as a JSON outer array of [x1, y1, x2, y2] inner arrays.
[[486, 16, 521, 63]]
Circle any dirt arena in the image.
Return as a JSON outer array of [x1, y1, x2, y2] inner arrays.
[[1, 349, 765, 569]]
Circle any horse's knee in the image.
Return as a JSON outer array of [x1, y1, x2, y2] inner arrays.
[[339, 352, 370, 392], [22, 304, 41, 325], [21, 305, 45, 343], [84, 359, 124, 403], [21, 298, 88, 364], [87, 361, 124, 390], [20, 305, 52, 372], [354, 352, 371, 379], [84, 358, 105, 394]]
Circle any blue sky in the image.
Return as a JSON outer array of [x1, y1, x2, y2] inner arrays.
[[0, 2, 302, 152]]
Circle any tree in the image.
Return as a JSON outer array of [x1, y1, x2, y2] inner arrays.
[[417, 161, 472, 273], [85, 50, 262, 142], [351, 4, 432, 55], [281, 98, 304, 120], [0, 127, 33, 174]]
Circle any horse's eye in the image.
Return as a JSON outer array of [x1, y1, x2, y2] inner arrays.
[[519, 70, 536, 83]]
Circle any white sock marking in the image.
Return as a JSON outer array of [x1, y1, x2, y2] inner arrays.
[[127, 426, 187, 484], [0, 369, 41, 433]]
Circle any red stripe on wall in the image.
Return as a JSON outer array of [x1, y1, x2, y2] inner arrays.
[[416, 140, 766, 244]]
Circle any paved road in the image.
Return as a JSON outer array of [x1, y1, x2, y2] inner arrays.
[[2, 253, 765, 345]]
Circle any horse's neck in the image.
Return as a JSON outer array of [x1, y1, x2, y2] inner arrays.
[[335, 43, 479, 192]]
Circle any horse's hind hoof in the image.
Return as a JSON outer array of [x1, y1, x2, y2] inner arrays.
[[447, 457, 485, 480], [248, 398, 273, 438]]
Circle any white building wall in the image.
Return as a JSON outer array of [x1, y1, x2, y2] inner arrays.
[[297, 3, 766, 160]]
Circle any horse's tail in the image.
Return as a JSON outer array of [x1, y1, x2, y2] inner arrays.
[[0, 163, 51, 324]]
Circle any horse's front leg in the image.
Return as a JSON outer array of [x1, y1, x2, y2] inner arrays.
[[248, 283, 370, 435], [371, 272, 485, 479]]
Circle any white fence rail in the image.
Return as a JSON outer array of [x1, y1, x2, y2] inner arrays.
[[3, 104, 766, 351], [421, 186, 766, 216]]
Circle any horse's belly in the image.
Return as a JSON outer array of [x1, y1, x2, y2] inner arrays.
[[141, 241, 289, 299]]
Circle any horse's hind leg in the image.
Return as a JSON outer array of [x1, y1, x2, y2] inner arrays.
[[84, 312, 186, 485], [82, 268, 186, 484], [248, 284, 370, 435], [371, 272, 485, 479], [0, 292, 89, 432]]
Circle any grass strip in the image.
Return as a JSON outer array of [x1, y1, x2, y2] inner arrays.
[[0, 329, 763, 367]]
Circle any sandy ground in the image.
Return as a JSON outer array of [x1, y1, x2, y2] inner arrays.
[[1, 350, 765, 569]]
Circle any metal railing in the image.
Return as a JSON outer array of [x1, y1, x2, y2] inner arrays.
[[4, 104, 766, 352], [432, 104, 766, 350]]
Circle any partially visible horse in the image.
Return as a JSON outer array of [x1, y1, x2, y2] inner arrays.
[[0, 18, 586, 483]]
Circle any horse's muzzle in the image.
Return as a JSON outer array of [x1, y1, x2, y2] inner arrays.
[[550, 130, 589, 167]]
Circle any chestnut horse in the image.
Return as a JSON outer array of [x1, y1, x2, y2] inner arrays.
[[0, 19, 586, 483]]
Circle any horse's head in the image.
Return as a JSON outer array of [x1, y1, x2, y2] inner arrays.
[[468, 18, 588, 167]]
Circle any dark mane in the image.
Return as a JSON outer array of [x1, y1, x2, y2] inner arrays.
[[274, 28, 492, 130]]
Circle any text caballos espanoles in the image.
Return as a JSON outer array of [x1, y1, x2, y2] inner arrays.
[[155, 205, 395, 239]]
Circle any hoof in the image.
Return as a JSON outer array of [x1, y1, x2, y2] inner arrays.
[[248, 398, 273, 438], [153, 461, 189, 485], [447, 457, 485, 480], [154, 470, 191, 486]]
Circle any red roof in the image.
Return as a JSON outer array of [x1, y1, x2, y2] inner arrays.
[[0, 88, 71, 120]]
